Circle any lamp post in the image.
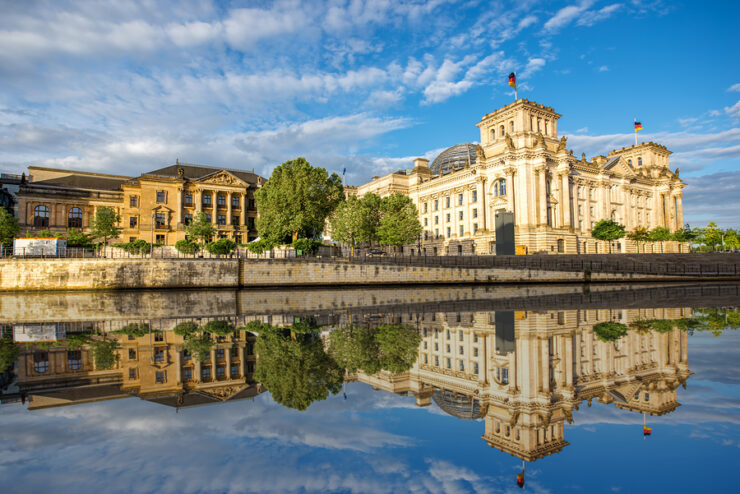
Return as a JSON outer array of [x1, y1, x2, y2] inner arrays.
[[150, 212, 154, 257]]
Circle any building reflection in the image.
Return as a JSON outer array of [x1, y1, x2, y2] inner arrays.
[[7, 327, 261, 410], [351, 307, 692, 462]]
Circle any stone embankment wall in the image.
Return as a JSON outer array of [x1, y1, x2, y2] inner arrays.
[[0, 259, 239, 291]]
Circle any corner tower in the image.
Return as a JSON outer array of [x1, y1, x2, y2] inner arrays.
[[477, 99, 562, 155]]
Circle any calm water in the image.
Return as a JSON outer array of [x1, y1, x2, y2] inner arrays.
[[1, 284, 739, 493]]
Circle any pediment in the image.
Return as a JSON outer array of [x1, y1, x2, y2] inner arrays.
[[603, 157, 636, 178], [196, 384, 248, 401], [197, 170, 246, 187]]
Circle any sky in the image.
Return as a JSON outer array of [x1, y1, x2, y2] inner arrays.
[[0, 0, 739, 227], [0, 328, 738, 493]]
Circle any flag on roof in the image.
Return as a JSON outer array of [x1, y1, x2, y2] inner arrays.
[[634, 121, 643, 132], [643, 426, 652, 436], [508, 72, 517, 88], [516, 471, 525, 488]]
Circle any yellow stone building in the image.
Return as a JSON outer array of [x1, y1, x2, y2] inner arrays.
[[15, 161, 264, 245], [356, 99, 687, 255], [353, 307, 691, 461]]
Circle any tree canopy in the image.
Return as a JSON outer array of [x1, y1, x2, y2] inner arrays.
[[593, 322, 628, 342], [376, 193, 422, 249], [185, 212, 216, 245], [90, 338, 120, 370], [90, 206, 122, 246], [590, 219, 625, 253], [0, 337, 19, 373], [328, 324, 421, 375], [329, 195, 382, 253], [255, 158, 344, 244], [0, 206, 20, 248], [626, 226, 649, 253], [254, 326, 343, 411]]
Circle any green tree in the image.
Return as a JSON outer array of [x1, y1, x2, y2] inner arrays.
[[329, 194, 381, 254], [205, 238, 236, 255], [328, 326, 382, 374], [183, 333, 213, 361], [376, 193, 422, 251], [0, 206, 20, 249], [254, 158, 344, 244], [185, 212, 216, 245], [90, 338, 120, 370], [115, 323, 150, 337], [66, 228, 94, 248], [175, 239, 200, 255], [173, 321, 200, 337], [590, 219, 626, 253], [648, 226, 672, 253], [374, 324, 421, 374], [0, 337, 19, 373], [90, 206, 122, 247], [593, 322, 628, 342], [255, 327, 343, 411], [65, 332, 93, 351], [724, 229, 739, 251], [671, 224, 698, 245], [699, 222, 723, 251], [626, 226, 650, 253], [203, 320, 235, 336]]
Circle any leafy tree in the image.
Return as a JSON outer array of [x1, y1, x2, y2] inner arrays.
[[254, 158, 344, 244], [647, 319, 675, 333], [115, 323, 150, 337], [113, 239, 151, 255], [593, 322, 628, 342], [328, 326, 382, 374], [203, 320, 235, 336], [185, 212, 216, 245], [0, 206, 20, 248], [291, 238, 323, 255], [376, 193, 422, 251], [183, 333, 213, 361], [246, 238, 277, 254], [205, 238, 236, 255], [255, 327, 343, 411], [626, 226, 649, 253], [374, 324, 421, 374], [66, 228, 94, 248], [173, 321, 200, 337], [699, 222, 723, 251], [590, 219, 626, 253], [65, 332, 93, 351], [175, 239, 200, 255], [90, 338, 120, 370], [647, 226, 671, 253], [90, 206, 122, 247], [724, 229, 739, 251], [0, 337, 19, 373], [671, 224, 698, 244], [329, 194, 381, 255]]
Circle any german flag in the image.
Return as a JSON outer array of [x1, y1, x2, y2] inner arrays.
[[634, 121, 643, 132], [643, 426, 652, 436], [508, 72, 517, 88], [516, 471, 525, 488]]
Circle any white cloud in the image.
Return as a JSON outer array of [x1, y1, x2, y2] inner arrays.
[[577, 3, 623, 26], [599, 65, 609, 72], [727, 83, 740, 92], [521, 57, 546, 78], [543, 1, 595, 32], [725, 100, 740, 119]]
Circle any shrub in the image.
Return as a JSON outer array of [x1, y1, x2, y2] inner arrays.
[[246, 238, 277, 254], [183, 334, 213, 362], [66, 229, 94, 248], [65, 332, 93, 350], [90, 339, 120, 370], [593, 322, 628, 342], [115, 322, 150, 337], [205, 238, 236, 255], [173, 321, 200, 337], [203, 320, 235, 336], [291, 238, 323, 255], [175, 239, 200, 255], [0, 337, 19, 373], [112, 240, 151, 255]]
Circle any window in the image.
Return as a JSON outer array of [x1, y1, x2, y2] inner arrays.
[[129, 368, 137, 379], [68, 207, 83, 228], [183, 368, 192, 381], [248, 217, 255, 230], [434, 199, 439, 211], [184, 213, 192, 225], [232, 195, 240, 207], [446, 344, 450, 352], [457, 211, 463, 221], [217, 194, 226, 207], [500, 124, 505, 136], [510, 121, 514, 133], [458, 193, 463, 205], [184, 193, 193, 205], [156, 191, 166, 203], [129, 216, 138, 228], [435, 216, 439, 225], [154, 348, 165, 362], [446, 358, 451, 369], [423, 202, 428, 213], [202, 194, 212, 206], [628, 159, 633, 166], [459, 331, 464, 341], [217, 366, 225, 378], [434, 229, 439, 238], [156, 371, 166, 383], [473, 334, 478, 343], [459, 361, 465, 371], [434, 342, 439, 351], [129, 348, 136, 360], [459, 225, 464, 237], [459, 345, 464, 355], [638, 157, 643, 166], [202, 367, 211, 379], [473, 223, 478, 233], [231, 216, 240, 226], [216, 349, 225, 359], [490, 128, 495, 140], [67, 350, 82, 370], [474, 363, 479, 374], [234, 234, 241, 244], [546, 179, 551, 195], [445, 196, 451, 208], [155, 234, 165, 244], [34, 205, 49, 227], [435, 356, 439, 366], [130, 196, 138, 207], [472, 208, 477, 219], [217, 215, 226, 225], [473, 347, 478, 357], [447, 227, 451, 238], [231, 364, 239, 376], [203, 213, 211, 222], [493, 179, 506, 197], [155, 212, 166, 228], [424, 218, 428, 226], [183, 349, 191, 361], [34, 352, 49, 373], [446, 213, 451, 223], [578, 205, 583, 216]]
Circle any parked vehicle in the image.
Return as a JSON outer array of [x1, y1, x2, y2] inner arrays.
[[366, 249, 386, 257]]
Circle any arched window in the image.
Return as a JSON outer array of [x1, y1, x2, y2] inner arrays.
[[490, 128, 495, 141], [68, 207, 82, 228], [493, 178, 506, 197], [638, 157, 643, 166], [510, 121, 514, 133], [545, 120, 549, 135], [499, 124, 505, 137], [34, 205, 49, 227], [628, 159, 633, 167], [34, 352, 49, 373]]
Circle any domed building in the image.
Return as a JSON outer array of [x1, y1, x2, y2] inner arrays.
[[354, 98, 687, 255]]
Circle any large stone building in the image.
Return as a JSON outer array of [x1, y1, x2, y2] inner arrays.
[[13, 161, 264, 245], [356, 99, 686, 255]]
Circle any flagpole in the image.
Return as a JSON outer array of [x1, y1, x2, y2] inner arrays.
[[514, 86, 517, 101], [634, 119, 638, 147]]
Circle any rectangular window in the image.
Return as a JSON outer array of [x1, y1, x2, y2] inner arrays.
[[184, 213, 193, 225], [447, 227, 451, 238], [424, 218, 428, 226], [203, 194, 212, 206], [248, 198, 255, 209], [155, 212, 166, 228], [130, 196, 138, 207], [129, 368, 137, 379], [216, 349, 225, 359], [248, 217, 255, 229], [231, 216, 240, 226], [459, 361, 464, 371], [156, 191, 166, 203], [154, 332, 164, 342], [472, 190, 478, 202], [459, 331, 464, 341], [423, 202, 428, 213], [434, 342, 438, 351], [472, 208, 477, 218], [435, 356, 439, 366], [217, 215, 226, 225], [458, 193, 463, 205], [434, 216, 439, 225], [217, 194, 226, 207], [129, 216, 137, 228], [202, 367, 211, 379], [154, 348, 164, 362], [231, 364, 239, 376], [473, 347, 478, 357], [434, 199, 439, 211], [185, 193, 193, 205], [232, 195, 240, 207], [217, 366, 225, 378], [155, 371, 166, 383], [129, 348, 136, 359], [474, 363, 479, 374], [446, 213, 450, 222], [183, 349, 191, 361], [458, 211, 463, 221], [446, 358, 451, 369], [459, 225, 464, 237], [446, 344, 450, 353], [183, 368, 192, 381], [473, 334, 478, 343], [435, 228, 439, 237], [459, 345, 464, 355], [155, 234, 165, 244], [473, 223, 478, 233], [446, 197, 450, 208]]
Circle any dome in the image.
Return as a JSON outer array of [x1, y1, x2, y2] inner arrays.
[[432, 389, 483, 420], [429, 143, 479, 175]]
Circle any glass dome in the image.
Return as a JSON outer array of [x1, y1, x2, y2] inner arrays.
[[429, 143, 478, 175], [432, 389, 483, 420]]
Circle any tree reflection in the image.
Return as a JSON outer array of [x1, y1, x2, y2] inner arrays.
[[328, 324, 421, 375]]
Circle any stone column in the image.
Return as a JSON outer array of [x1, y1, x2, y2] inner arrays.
[[239, 346, 246, 377], [225, 346, 232, 379], [561, 173, 571, 229], [240, 192, 247, 227], [194, 360, 201, 381], [195, 189, 202, 214], [226, 192, 233, 228], [210, 347, 217, 372], [506, 170, 515, 217], [538, 169, 547, 226], [675, 195, 684, 230], [175, 350, 182, 384], [175, 187, 183, 227]]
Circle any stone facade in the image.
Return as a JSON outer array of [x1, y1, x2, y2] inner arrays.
[[14, 162, 264, 245], [355, 99, 687, 255]]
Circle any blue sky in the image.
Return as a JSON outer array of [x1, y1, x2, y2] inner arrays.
[[0, 1, 738, 226], [0, 328, 738, 493]]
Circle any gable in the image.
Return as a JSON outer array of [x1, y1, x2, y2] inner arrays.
[[196, 170, 247, 187]]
